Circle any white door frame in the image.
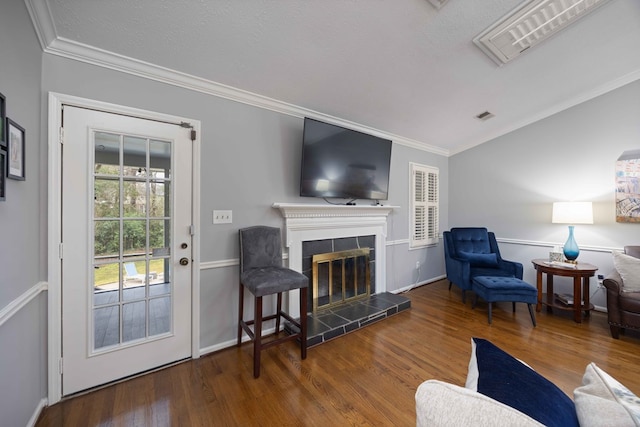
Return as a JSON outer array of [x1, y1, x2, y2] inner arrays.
[[47, 92, 201, 404]]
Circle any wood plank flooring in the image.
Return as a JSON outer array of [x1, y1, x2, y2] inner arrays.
[[37, 279, 640, 426]]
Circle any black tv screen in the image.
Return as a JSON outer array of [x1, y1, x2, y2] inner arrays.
[[300, 118, 392, 201]]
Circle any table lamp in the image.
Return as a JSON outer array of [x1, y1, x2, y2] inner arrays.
[[552, 202, 593, 263]]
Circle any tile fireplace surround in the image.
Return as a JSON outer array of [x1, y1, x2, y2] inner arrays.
[[273, 203, 410, 345]]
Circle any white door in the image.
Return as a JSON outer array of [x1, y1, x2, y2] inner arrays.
[[61, 106, 193, 395]]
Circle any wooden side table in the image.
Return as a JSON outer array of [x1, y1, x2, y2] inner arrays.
[[531, 259, 598, 323]]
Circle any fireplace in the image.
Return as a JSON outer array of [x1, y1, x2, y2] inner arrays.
[[273, 203, 395, 316], [273, 203, 410, 346]]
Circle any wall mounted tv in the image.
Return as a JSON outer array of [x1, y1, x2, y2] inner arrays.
[[300, 117, 392, 201]]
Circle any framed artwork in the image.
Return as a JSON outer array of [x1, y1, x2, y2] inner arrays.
[[6, 118, 25, 181], [0, 148, 5, 201], [615, 149, 640, 223], [0, 92, 5, 147]]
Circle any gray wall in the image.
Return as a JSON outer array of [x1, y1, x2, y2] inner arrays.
[[40, 54, 449, 351], [0, 0, 48, 426], [449, 79, 640, 309]]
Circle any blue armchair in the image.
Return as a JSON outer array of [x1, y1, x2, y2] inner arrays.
[[443, 227, 523, 303]]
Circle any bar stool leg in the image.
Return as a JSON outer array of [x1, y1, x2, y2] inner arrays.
[[254, 295, 263, 378], [275, 292, 282, 335], [300, 287, 308, 360], [237, 283, 244, 346]]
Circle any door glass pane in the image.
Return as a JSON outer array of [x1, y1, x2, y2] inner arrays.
[[149, 181, 169, 217], [93, 262, 120, 306], [94, 178, 120, 218], [149, 297, 170, 336], [92, 130, 174, 352], [123, 136, 147, 176], [123, 219, 147, 256], [95, 221, 120, 258], [94, 305, 120, 349], [149, 278, 170, 297], [123, 301, 146, 343], [150, 140, 171, 178], [123, 261, 147, 302], [149, 219, 169, 254], [94, 132, 120, 175], [123, 180, 147, 217]]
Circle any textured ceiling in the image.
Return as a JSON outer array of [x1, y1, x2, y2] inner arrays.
[[37, 0, 640, 154]]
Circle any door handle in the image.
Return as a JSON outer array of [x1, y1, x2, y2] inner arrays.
[[179, 257, 189, 266]]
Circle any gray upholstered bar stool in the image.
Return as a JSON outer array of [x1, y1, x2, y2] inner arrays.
[[237, 226, 308, 378]]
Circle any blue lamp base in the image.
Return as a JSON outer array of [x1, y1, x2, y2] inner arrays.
[[563, 225, 580, 262]]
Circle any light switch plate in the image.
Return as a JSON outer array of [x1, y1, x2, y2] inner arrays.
[[213, 210, 232, 224]]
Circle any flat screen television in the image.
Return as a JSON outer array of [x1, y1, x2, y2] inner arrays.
[[300, 117, 392, 201]]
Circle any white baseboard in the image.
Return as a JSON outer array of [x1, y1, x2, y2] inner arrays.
[[199, 326, 278, 357], [394, 275, 447, 294], [27, 398, 48, 427]]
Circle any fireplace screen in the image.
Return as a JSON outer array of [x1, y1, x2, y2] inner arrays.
[[312, 248, 370, 312]]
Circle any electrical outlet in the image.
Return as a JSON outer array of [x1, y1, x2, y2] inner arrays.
[[416, 261, 420, 270], [213, 210, 233, 224]]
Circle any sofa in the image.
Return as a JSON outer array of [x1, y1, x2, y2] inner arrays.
[[415, 338, 640, 426], [604, 246, 640, 338]]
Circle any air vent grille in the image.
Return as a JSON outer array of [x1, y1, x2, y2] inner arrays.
[[474, 0, 612, 65]]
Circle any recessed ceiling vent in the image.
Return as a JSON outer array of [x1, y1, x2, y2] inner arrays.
[[475, 111, 495, 121], [473, 0, 613, 65], [427, 0, 450, 9]]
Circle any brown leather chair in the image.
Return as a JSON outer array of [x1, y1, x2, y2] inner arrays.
[[603, 246, 640, 339]]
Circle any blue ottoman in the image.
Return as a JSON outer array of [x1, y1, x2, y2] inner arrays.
[[472, 276, 537, 326]]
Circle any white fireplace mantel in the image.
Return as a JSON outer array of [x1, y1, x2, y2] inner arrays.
[[272, 202, 397, 219], [273, 203, 399, 316]]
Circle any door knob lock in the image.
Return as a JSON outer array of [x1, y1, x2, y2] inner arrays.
[[179, 257, 189, 266]]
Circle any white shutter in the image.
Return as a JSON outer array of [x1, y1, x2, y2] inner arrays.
[[410, 163, 439, 248]]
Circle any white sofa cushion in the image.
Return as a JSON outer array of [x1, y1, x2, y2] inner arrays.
[[415, 380, 543, 427]]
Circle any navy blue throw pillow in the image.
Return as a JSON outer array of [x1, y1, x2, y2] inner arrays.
[[459, 251, 499, 267], [469, 338, 578, 427]]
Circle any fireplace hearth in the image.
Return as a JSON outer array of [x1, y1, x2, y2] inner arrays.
[[285, 291, 411, 347]]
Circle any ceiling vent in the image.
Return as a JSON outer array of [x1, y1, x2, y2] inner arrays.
[[473, 0, 613, 65], [427, 0, 450, 9], [475, 111, 495, 121]]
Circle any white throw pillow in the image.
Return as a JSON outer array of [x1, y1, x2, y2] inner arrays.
[[613, 251, 640, 292], [574, 362, 640, 427]]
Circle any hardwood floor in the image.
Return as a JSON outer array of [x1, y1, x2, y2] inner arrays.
[[37, 279, 640, 426]]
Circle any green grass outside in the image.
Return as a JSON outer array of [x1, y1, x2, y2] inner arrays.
[[94, 259, 166, 286]]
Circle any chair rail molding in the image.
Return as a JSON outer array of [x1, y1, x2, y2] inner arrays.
[[0, 281, 47, 328], [496, 237, 620, 253]]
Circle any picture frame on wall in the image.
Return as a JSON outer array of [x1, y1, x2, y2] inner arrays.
[[0, 148, 6, 201], [615, 149, 640, 223], [6, 118, 25, 181], [0, 92, 5, 147]]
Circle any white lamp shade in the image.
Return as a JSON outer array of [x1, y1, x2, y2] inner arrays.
[[552, 202, 593, 224]]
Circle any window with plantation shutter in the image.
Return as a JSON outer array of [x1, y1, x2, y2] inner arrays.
[[410, 163, 439, 248]]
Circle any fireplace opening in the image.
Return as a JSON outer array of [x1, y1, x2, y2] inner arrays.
[[312, 248, 370, 312]]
